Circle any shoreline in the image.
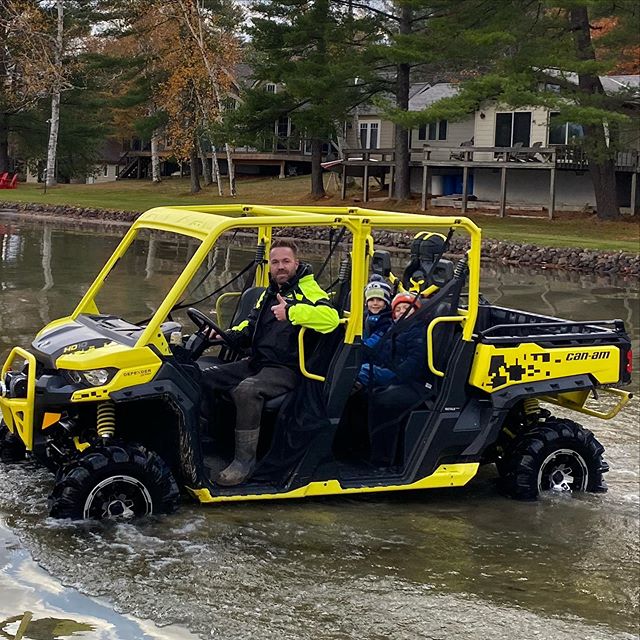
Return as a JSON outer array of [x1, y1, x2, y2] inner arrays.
[[1, 202, 638, 278]]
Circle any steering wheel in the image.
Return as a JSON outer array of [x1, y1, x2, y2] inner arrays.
[[186, 307, 240, 352]]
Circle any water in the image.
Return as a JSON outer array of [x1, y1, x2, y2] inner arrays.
[[0, 212, 638, 640]]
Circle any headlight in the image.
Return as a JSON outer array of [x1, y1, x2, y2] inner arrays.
[[62, 368, 117, 387], [83, 369, 113, 386]]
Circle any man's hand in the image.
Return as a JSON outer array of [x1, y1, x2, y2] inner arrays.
[[205, 327, 221, 340], [271, 293, 289, 321]]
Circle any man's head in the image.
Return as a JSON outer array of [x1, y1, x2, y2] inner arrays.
[[270, 239, 300, 285]]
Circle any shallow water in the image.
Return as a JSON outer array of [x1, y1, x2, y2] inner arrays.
[[0, 212, 638, 640]]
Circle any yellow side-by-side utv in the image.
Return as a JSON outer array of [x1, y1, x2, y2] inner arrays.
[[0, 206, 633, 519]]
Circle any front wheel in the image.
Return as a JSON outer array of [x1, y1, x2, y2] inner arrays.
[[0, 421, 26, 463], [499, 417, 608, 500], [48, 443, 180, 520]]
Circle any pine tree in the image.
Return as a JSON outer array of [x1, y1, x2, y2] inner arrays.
[[237, 0, 377, 197]]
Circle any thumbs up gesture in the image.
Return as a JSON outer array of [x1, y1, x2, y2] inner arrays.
[[271, 293, 289, 321]]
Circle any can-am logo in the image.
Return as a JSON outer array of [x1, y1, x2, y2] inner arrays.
[[566, 352, 610, 361]]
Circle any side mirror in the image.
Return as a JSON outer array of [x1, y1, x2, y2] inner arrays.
[[371, 250, 392, 277]]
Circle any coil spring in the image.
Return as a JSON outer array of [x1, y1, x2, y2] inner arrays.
[[255, 242, 266, 264], [96, 402, 116, 438], [523, 397, 540, 425], [338, 256, 351, 281], [454, 254, 468, 279]]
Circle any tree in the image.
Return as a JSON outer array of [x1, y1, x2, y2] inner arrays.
[[238, 0, 377, 197], [342, 0, 472, 200], [1, 1, 111, 180], [95, 0, 241, 194], [405, 1, 640, 219]]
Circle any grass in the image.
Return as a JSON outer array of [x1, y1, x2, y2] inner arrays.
[[2, 176, 639, 252]]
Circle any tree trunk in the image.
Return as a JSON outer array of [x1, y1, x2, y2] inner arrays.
[[210, 141, 223, 196], [570, 5, 620, 219], [0, 112, 9, 173], [151, 129, 161, 183], [45, 0, 64, 188], [197, 138, 212, 185], [45, 91, 61, 187], [393, 4, 412, 201], [224, 142, 236, 196], [311, 137, 325, 197], [586, 150, 619, 219], [189, 143, 201, 193]]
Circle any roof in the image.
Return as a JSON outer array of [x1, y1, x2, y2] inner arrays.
[[600, 75, 640, 94], [408, 83, 460, 111]]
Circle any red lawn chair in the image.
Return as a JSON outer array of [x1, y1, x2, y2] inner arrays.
[[0, 173, 8, 188], [7, 174, 17, 189]]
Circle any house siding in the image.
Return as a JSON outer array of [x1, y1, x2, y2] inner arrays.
[[410, 118, 474, 161]]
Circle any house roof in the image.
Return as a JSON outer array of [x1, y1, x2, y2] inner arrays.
[[408, 83, 459, 111], [600, 75, 640, 94]]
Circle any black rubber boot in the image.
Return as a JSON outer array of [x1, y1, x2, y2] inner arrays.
[[216, 429, 260, 486]]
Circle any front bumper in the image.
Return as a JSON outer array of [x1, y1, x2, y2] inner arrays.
[[0, 347, 37, 450]]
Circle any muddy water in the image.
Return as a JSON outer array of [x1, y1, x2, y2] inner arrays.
[[0, 213, 638, 640]]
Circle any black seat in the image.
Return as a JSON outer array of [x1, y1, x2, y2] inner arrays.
[[230, 286, 266, 327]]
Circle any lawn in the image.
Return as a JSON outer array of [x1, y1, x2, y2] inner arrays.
[[2, 176, 639, 252]]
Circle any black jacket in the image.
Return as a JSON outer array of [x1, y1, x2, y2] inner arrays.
[[230, 263, 339, 370]]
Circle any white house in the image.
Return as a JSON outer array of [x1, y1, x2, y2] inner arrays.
[[403, 77, 640, 212]]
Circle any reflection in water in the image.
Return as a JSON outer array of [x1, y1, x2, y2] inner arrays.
[[0, 214, 638, 640], [0, 612, 94, 640]]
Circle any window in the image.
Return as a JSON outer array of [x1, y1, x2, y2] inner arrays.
[[548, 112, 584, 145], [495, 112, 531, 147], [103, 165, 109, 177], [360, 121, 379, 148], [417, 120, 447, 141], [276, 116, 291, 138], [265, 83, 276, 94]]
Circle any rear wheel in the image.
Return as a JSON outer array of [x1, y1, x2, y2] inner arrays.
[[0, 421, 26, 463], [499, 417, 607, 500], [48, 443, 180, 520]]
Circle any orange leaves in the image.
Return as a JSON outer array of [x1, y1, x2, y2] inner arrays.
[[106, 0, 241, 159]]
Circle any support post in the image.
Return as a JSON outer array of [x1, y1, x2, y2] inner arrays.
[[548, 166, 557, 220], [499, 166, 507, 218], [341, 163, 347, 200], [630, 171, 638, 216], [363, 163, 369, 203], [388, 165, 394, 199], [461, 165, 469, 213], [421, 165, 429, 211], [136, 158, 142, 179], [279, 160, 286, 179]]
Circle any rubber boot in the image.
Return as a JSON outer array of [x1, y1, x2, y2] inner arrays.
[[216, 428, 260, 486]]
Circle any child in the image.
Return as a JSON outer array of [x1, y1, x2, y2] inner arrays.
[[357, 292, 424, 387], [363, 277, 393, 348]]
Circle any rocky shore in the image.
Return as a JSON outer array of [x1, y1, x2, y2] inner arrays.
[[1, 201, 638, 277]]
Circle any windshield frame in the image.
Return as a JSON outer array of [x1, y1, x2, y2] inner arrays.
[[69, 205, 481, 354]]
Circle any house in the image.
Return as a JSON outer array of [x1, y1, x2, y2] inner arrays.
[[345, 77, 639, 213], [25, 138, 124, 184], [405, 77, 640, 212]]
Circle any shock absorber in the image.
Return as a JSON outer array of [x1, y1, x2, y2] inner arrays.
[[255, 241, 266, 264], [454, 253, 468, 279], [338, 255, 351, 282], [96, 402, 116, 439], [523, 397, 540, 426]]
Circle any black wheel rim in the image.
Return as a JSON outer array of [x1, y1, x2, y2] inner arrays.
[[83, 475, 153, 520], [537, 449, 589, 494]]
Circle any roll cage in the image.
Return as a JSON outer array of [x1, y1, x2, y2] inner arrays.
[[65, 205, 482, 373]]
